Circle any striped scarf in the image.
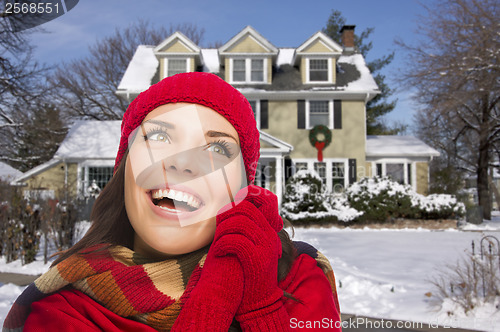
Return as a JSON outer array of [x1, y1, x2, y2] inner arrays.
[[3, 242, 339, 331]]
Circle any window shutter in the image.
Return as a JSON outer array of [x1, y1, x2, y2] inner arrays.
[[348, 159, 357, 184], [297, 100, 306, 129], [260, 100, 269, 129], [334, 100, 342, 129]]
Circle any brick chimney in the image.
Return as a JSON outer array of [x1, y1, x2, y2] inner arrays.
[[340, 25, 356, 51]]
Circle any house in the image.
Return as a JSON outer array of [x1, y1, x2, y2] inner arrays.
[[13, 25, 439, 206], [12, 121, 120, 199]]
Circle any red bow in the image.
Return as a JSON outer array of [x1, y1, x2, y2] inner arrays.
[[315, 141, 325, 162]]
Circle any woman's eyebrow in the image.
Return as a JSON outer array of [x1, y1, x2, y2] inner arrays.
[[206, 130, 238, 143], [143, 119, 175, 129]]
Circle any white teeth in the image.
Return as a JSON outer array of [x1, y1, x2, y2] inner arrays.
[[151, 188, 201, 210], [166, 189, 175, 200]]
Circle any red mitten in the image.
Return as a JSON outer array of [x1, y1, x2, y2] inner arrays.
[[171, 238, 244, 331], [214, 185, 291, 331]]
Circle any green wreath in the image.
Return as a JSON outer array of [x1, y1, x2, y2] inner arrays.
[[309, 125, 332, 148]]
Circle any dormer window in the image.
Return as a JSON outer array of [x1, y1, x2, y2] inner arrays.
[[306, 58, 332, 83], [230, 58, 266, 84], [167, 59, 188, 76], [165, 58, 189, 77], [309, 59, 328, 82]]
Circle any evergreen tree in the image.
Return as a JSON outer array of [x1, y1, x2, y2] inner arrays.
[[323, 10, 400, 135]]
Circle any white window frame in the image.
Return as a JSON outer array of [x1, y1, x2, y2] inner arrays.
[[248, 100, 261, 129], [371, 159, 417, 191], [305, 100, 334, 129], [163, 58, 190, 78], [305, 57, 332, 84], [77, 161, 115, 198], [293, 159, 349, 193], [229, 57, 267, 84]]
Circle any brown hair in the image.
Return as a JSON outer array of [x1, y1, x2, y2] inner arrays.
[[53, 153, 298, 283]]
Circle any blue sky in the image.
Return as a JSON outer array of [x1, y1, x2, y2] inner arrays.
[[28, 0, 431, 128]]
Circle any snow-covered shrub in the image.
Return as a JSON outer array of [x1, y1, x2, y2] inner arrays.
[[281, 170, 361, 224], [347, 177, 465, 222], [347, 177, 417, 222]]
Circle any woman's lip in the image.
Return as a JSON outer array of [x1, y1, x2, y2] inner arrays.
[[148, 184, 205, 206], [146, 188, 205, 224]]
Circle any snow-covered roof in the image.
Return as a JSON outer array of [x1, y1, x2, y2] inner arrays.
[[116, 33, 379, 96], [366, 136, 440, 158], [0, 161, 22, 180], [117, 45, 158, 92], [201, 49, 219, 73], [338, 54, 378, 91], [277, 48, 295, 66], [54, 120, 121, 160]]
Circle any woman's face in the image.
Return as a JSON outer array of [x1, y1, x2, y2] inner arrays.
[[124, 103, 244, 258]]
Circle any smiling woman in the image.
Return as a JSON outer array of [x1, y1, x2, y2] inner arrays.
[[4, 72, 341, 332]]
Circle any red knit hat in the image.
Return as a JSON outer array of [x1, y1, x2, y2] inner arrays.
[[114, 72, 260, 184]]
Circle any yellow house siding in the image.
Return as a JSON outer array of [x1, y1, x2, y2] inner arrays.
[[224, 58, 230, 82], [301, 58, 306, 84], [416, 162, 429, 195], [24, 163, 79, 198], [264, 100, 366, 169], [302, 40, 333, 53], [267, 56, 272, 83], [160, 59, 165, 80], [331, 58, 336, 84], [226, 35, 268, 53], [159, 40, 193, 53], [364, 162, 372, 178], [189, 57, 195, 72]]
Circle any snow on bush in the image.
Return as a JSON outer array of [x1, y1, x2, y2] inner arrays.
[[281, 170, 361, 224], [347, 177, 465, 221], [282, 173, 465, 224]]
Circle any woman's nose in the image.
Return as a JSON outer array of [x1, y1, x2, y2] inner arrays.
[[162, 147, 201, 177]]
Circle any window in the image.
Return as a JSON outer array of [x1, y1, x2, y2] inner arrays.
[[331, 162, 345, 192], [294, 160, 348, 192], [309, 101, 330, 127], [166, 59, 188, 77], [314, 162, 327, 186], [233, 59, 246, 82], [373, 161, 414, 187], [386, 163, 405, 184], [231, 58, 266, 83], [295, 162, 308, 172], [88, 167, 114, 190], [309, 59, 329, 82], [80, 166, 114, 196], [251, 59, 264, 81]]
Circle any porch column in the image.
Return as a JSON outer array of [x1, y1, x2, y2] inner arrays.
[[275, 156, 283, 208]]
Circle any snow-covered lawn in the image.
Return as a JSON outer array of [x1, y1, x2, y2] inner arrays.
[[1, 216, 499, 330]]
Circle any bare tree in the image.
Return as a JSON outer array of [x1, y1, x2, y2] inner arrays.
[[398, 0, 500, 220], [0, 1, 52, 170], [49, 21, 205, 120]]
